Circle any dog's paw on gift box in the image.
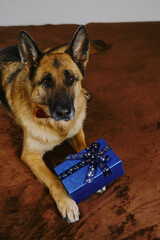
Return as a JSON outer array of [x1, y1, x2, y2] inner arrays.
[[96, 186, 107, 194], [54, 138, 124, 203]]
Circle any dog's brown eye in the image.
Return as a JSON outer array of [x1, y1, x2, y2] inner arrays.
[[68, 76, 74, 83], [43, 79, 49, 86], [64, 70, 77, 86], [41, 73, 53, 88]]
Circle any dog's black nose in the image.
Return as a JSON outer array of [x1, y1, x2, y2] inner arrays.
[[50, 94, 75, 121], [56, 106, 71, 118]]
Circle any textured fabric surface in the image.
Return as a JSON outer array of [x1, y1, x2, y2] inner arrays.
[[0, 22, 160, 239]]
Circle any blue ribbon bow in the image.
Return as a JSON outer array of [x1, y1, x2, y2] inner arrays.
[[58, 142, 112, 183]]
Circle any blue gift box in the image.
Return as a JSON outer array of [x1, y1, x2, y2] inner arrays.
[[54, 138, 124, 203]]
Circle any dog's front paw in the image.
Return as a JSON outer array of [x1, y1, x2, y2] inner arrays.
[[97, 186, 107, 194], [57, 197, 80, 223]]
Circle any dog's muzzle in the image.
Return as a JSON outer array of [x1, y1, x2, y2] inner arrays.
[[50, 103, 75, 121]]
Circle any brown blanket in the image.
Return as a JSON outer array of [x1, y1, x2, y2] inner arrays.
[[0, 22, 160, 239]]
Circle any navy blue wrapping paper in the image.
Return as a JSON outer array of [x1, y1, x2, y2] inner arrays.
[[54, 138, 124, 203]]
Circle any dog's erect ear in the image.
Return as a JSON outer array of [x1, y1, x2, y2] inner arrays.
[[18, 31, 42, 70], [66, 26, 90, 74]]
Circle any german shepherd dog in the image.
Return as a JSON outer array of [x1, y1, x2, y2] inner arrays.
[[0, 26, 106, 223]]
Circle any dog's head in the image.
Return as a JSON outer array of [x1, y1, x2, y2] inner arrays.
[[18, 26, 89, 121]]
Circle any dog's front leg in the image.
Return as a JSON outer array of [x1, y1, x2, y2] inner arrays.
[[21, 150, 80, 223]]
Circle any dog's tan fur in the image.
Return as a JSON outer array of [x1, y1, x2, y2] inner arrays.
[[0, 26, 107, 223]]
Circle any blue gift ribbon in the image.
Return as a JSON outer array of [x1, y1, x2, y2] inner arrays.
[[58, 142, 112, 183]]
